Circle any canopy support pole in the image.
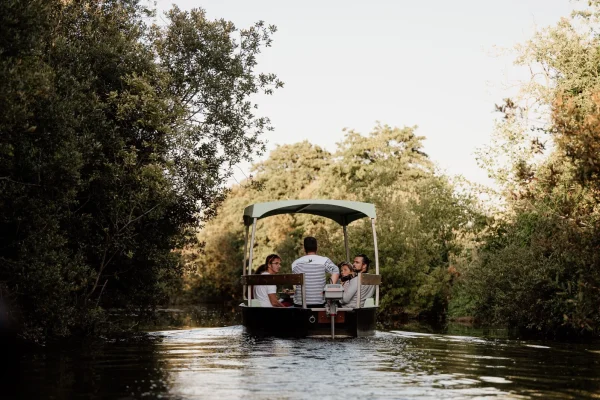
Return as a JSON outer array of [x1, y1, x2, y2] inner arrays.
[[302, 275, 306, 308], [371, 218, 380, 307], [247, 218, 257, 302], [356, 273, 362, 309], [343, 224, 350, 262], [242, 225, 249, 300]]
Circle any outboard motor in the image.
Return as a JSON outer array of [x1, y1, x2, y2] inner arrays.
[[324, 284, 344, 339]]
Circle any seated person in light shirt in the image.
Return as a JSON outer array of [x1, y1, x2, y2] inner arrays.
[[253, 254, 285, 307], [353, 253, 375, 299], [340, 254, 375, 308]]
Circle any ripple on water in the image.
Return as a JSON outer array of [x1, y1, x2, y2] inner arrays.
[[131, 328, 599, 399], [15, 325, 600, 399]]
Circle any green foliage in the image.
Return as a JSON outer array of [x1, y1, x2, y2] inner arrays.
[[462, 0, 600, 337], [0, 0, 280, 342], [185, 141, 331, 298], [371, 177, 481, 323], [187, 125, 482, 323], [466, 200, 600, 336], [321, 124, 433, 200]]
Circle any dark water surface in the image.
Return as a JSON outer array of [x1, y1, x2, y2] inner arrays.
[[13, 306, 600, 399]]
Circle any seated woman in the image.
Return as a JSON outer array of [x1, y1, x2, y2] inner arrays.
[[338, 261, 355, 290], [253, 254, 285, 307], [339, 260, 367, 308]]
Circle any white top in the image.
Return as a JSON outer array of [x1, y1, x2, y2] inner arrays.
[[253, 272, 277, 307], [292, 254, 339, 305]]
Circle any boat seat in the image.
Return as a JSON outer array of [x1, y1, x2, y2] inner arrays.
[[250, 299, 262, 307], [363, 298, 375, 308]]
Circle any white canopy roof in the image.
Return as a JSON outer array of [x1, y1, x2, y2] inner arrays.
[[243, 199, 376, 226]]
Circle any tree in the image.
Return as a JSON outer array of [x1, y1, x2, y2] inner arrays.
[[465, 0, 600, 337], [0, 0, 281, 342], [186, 125, 482, 324], [321, 124, 433, 200], [185, 142, 331, 299]]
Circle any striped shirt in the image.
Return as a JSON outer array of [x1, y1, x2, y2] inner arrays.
[[292, 254, 339, 305]]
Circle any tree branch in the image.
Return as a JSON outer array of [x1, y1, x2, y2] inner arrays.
[[0, 177, 41, 187]]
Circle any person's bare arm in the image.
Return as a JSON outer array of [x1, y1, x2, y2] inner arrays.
[[325, 258, 340, 284], [268, 293, 284, 307], [330, 273, 340, 284]]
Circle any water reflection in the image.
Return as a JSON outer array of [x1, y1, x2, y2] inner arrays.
[[111, 304, 241, 332], [146, 328, 600, 399], [13, 307, 600, 399], [16, 337, 172, 399]]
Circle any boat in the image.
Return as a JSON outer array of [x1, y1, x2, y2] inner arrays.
[[239, 200, 382, 338]]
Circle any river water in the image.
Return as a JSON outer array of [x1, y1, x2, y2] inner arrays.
[[12, 306, 600, 399]]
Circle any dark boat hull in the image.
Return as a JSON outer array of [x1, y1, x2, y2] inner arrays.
[[240, 305, 377, 337]]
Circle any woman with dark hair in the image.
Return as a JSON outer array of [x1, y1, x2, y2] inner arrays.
[[254, 264, 268, 275], [338, 261, 355, 290], [253, 254, 285, 307]]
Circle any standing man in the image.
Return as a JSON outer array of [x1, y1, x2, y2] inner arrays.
[[353, 254, 375, 300], [292, 237, 339, 307]]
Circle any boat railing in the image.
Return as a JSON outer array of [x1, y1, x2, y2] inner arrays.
[[242, 273, 306, 308], [356, 273, 381, 308], [242, 272, 382, 309]]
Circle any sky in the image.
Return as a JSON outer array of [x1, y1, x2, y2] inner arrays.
[[155, 0, 575, 187]]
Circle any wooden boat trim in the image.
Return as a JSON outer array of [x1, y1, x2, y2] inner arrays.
[[359, 273, 381, 285], [242, 273, 304, 286]]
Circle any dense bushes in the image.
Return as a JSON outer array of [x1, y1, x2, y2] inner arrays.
[[0, 0, 280, 342], [454, 1, 600, 337]]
